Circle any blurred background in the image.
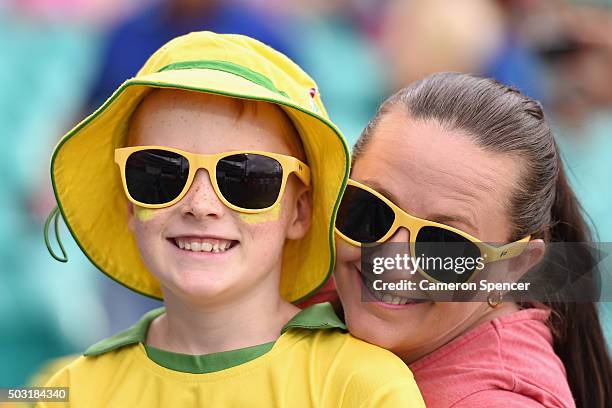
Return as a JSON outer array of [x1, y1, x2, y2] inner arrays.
[[1, 0, 611, 387]]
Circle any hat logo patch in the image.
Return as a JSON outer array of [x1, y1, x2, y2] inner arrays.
[[308, 87, 320, 113]]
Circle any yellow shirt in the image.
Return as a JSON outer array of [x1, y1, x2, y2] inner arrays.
[[40, 303, 424, 407]]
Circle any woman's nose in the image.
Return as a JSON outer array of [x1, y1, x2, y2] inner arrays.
[[179, 169, 226, 219], [387, 227, 410, 243], [385, 227, 413, 272]]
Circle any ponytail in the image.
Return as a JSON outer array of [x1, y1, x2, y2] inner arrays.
[[545, 164, 612, 408]]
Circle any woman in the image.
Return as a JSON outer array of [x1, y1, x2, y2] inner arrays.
[[334, 73, 612, 407]]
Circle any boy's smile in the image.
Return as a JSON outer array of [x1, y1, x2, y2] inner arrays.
[[170, 236, 237, 253], [125, 89, 311, 306]]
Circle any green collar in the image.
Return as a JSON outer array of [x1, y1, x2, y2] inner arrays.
[[84, 302, 346, 357], [144, 341, 276, 374]]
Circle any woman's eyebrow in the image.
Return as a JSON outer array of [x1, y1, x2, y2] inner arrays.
[[357, 178, 480, 233], [427, 213, 478, 235], [358, 179, 402, 204]]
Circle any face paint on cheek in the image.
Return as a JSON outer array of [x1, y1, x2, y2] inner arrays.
[[238, 205, 281, 224], [134, 206, 158, 222]]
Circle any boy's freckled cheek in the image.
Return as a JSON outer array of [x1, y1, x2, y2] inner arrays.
[[239, 208, 288, 257], [131, 206, 166, 244]]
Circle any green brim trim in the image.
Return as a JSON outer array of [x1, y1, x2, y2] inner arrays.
[[158, 60, 290, 99], [50, 71, 349, 304]]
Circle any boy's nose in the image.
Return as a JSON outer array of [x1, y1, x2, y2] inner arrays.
[[179, 169, 226, 219]]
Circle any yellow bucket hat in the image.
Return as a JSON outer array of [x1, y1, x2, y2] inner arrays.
[[47, 31, 349, 303]]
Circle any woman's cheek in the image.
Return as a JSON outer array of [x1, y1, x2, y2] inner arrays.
[[336, 239, 361, 263]]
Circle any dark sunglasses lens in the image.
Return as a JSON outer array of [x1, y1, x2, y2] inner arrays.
[[125, 149, 189, 205], [336, 185, 395, 243], [216, 154, 283, 209], [415, 226, 481, 283]]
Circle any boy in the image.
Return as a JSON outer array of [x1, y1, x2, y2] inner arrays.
[[40, 32, 424, 407]]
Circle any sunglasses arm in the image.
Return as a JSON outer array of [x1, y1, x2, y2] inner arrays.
[[291, 158, 311, 187], [483, 235, 531, 262]]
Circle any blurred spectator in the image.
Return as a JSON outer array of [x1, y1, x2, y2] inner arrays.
[[524, 1, 612, 346], [379, 0, 504, 88], [377, 0, 548, 100], [267, 0, 388, 146], [0, 4, 105, 386]]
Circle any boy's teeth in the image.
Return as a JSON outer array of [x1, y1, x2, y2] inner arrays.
[[174, 238, 233, 253]]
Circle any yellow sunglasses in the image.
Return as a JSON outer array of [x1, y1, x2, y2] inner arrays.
[[335, 179, 530, 283], [115, 146, 310, 213]]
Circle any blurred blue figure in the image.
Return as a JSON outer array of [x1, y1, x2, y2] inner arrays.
[[89, 0, 295, 108], [484, 34, 549, 104], [0, 9, 104, 386]]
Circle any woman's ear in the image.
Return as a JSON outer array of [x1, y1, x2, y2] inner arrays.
[[507, 239, 546, 282], [286, 186, 312, 240]]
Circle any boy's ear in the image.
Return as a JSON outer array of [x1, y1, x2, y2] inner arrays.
[[506, 239, 546, 282], [286, 185, 312, 240]]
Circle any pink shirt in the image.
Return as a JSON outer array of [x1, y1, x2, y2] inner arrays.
[[410, 308, 575, 407]]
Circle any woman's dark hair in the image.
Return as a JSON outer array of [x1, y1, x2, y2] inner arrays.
[[353, 72, 612, 408]]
